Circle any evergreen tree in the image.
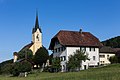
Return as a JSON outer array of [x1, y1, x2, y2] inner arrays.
[[18, 48, 33, 59], [33, 47, 49, 68]]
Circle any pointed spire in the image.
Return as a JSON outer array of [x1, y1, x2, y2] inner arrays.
[[32, 10, 42, 33], [35, 11, 39, 29]]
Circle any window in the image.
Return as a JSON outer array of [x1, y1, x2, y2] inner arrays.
[[103, 61, 104, 63], [60, 57, 62, 61], [55, 41, 59, 45], [80, 47, 86, 52], [36, 34, 39, 41], [63, 56, 66, 61], [107, 55, 109, 59], [58, 48, 60, 52], [61, 47, 66, 51], [90, 47, 95, 51], [54, 47, 66, 53], [100, 61, 105, 64], [54, 49, 57, 53], [61, 47, 64, 51], [60, 56, 66, 61], [100, 55, 105, 58], [93, 56, 96, 60]]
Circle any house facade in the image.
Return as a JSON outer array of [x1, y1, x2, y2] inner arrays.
[[49, 30, 102, 72], [99, 46, 115, 65]]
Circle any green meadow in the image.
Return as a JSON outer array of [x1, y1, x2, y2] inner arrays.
[[0, 64, 120, 80]]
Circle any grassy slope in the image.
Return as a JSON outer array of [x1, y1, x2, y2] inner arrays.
[[0, 64, 120, 80]]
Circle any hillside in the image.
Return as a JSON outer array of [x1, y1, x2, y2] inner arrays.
[[0, 64, 120, 80], [102, 36, 120, 48]]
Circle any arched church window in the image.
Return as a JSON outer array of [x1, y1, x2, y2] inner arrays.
[[36, 34, 39, 41]]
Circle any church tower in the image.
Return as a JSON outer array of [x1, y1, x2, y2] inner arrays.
[[31, 13, 42, 55], [13, 12, 43, 62]]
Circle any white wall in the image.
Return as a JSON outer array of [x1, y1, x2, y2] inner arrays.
[[86, 48, 99, 66], [66, 47, 99, 69], [53, 45, 100, 71], [99, 53, 115, 65]]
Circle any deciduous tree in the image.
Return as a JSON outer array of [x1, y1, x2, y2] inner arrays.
[[67, 50, 89, 71]]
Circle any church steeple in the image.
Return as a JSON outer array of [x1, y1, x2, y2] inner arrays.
[[35, 12, 39, 29], [32, 11, 42, 54], [32, 12, 42, 34]]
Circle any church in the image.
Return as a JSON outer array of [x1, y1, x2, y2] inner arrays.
[[13, 13, 42, 62]]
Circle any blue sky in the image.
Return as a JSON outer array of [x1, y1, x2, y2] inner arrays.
[[0, 0, 120, 62]]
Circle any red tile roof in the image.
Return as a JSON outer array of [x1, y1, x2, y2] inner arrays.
[[49, 30, 102, 50], [20, 42, 34, 51]]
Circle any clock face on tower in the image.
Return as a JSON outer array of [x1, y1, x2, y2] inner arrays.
[[36, 34, 39, 41]]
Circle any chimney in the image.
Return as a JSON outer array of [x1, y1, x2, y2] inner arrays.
[[79, 28, 82, 34]]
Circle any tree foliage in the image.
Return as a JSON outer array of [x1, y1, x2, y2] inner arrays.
[[0, 63, 12, 75], [11, 61, 32, 76], [102, 36, 120, 48], [51, 57, 61, 72], [109, 56, 118, 64], [18, 48, 33, 59], [11, 62, 21, 76], [0, 59, 13, 74], [49, 53, 53, 65], [33, 47, 49, 68], [67, 50, 89, 71]]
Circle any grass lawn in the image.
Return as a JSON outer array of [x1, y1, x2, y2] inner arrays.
[[0, 64, 120, 80]]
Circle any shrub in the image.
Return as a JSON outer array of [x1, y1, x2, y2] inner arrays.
[[0, 63, 12, 75], [109, 56, 118, 64], [20, 61, 32, 72], [11, 62, 22, 76], [43, 66, 50, 72], [50, 57, 61, 72], [0, 59, 13, 75], [11, 61, 32, 76]]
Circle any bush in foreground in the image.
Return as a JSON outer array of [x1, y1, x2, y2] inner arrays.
[[0, 59, 13, 75], [11, 61, 32, 76]]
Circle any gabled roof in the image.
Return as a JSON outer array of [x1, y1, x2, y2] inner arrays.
[[13, 42, 34, 56], [49, 30, 102, 50], [20, 42, 34, 51], [16, 58, 35, 65], [99, 46, 115, 53]]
